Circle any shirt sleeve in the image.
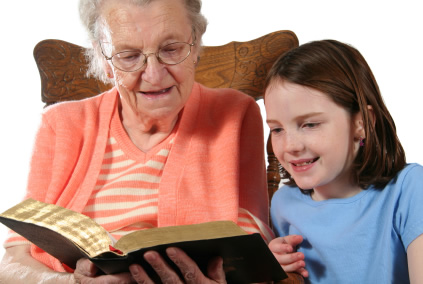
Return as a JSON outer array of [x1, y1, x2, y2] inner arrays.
[[238, 208, 274, 243], [3, 230, 31, 248], [395, 164, 423, 249]]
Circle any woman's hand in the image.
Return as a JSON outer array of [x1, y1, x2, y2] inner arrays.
[[129, 247, 226, 284], [74, 258, 134, 284], [74, 247, 226, 283], [268, 235, 308, 278]]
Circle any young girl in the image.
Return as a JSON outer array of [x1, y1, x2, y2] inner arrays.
[[264, 40, 423, 283]]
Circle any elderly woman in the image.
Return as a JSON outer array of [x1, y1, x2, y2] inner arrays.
[[0, 0, 271, 283]]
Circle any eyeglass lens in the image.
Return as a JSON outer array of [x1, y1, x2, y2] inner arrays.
[[111, 42, 192, 72]]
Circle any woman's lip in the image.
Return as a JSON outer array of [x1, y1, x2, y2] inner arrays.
[[140, 86, 172, 96]]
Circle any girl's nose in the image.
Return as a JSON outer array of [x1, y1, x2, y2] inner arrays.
[[282, 132, 304, 153]]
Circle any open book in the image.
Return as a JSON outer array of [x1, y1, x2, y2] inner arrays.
[[0, 198, 287, 283]]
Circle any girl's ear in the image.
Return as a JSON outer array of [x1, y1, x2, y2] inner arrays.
[[353, 105, 375, 139], [367, 105, 376, 128], [353, 112, 365, 139]]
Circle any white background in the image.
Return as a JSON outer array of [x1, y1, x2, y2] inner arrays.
[[1, 0, 422, 257]]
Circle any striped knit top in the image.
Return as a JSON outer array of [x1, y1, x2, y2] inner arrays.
[[81, 107, 176, 241], [78, 106, 272, 242]]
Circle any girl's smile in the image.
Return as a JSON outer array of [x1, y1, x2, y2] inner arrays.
[[289, 157, 320, 172]]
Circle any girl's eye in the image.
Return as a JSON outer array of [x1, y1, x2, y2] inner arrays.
[[303, 122, 320, 129], [270, 127, 283, 134]]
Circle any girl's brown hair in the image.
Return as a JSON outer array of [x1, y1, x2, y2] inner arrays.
[[265, 40, 406, 189]]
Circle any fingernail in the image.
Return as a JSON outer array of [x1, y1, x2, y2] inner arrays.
[[144, 251, 157, 261], [129, 264, 140, 275], [167, 247, 176, 258]]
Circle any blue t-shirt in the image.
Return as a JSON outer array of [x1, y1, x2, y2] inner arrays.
[[270, 163, 423, 284]]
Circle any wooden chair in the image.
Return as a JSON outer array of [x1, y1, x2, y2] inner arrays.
[[33, 30, 303, 284]]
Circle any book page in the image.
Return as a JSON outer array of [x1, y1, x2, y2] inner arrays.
[[115, 220, 246, 254], [0, 199, 112, 257]]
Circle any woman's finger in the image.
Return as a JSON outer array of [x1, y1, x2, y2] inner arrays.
[[143, 250, 182, 283], [207, 256, 226, 283], [129, 264, 155, 284], [165, 247, 201, 284], [74, 258, 98, 277], [166, 247, 226, 284]]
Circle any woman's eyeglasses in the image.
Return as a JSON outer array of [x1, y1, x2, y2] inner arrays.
[[100, 34, 196, 72]]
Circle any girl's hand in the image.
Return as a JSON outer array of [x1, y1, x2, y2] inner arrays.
[[129, 247, 226, 284], [268, 235, 308, 278]]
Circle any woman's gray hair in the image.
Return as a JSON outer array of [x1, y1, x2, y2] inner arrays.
[[79, 0, 208, 84]]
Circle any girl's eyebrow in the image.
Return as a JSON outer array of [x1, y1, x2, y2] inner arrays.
[[295, 112, 324, 121], [266, 112, 324, 125], [266, 119, 279, 124]]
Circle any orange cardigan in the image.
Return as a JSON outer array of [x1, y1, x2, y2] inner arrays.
[[25, 83, 269, 271]]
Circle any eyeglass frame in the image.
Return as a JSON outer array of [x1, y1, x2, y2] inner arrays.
[[99, 32, 197, 72]]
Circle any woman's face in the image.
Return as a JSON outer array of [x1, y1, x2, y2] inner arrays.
[[265, 80, 363, 200], [100, 0, 198, 122]]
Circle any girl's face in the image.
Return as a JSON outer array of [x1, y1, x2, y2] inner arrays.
[[265, 80, 364, 200]]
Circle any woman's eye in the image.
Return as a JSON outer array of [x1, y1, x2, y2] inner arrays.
[[160, 44, 183, 58], [162, 47, 178, 53], [117, 52, 141, 62]]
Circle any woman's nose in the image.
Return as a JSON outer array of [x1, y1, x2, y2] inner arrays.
[[141, 54, 166, 84]]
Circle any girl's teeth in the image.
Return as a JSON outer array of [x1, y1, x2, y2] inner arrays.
[[294, 158, 319, 166], [296, 161, 312, 166]]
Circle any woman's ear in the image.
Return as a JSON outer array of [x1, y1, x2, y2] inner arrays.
[[92, 40, 114, 79], [104, 63, 114, 79], [101, 54, 114, 79]]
